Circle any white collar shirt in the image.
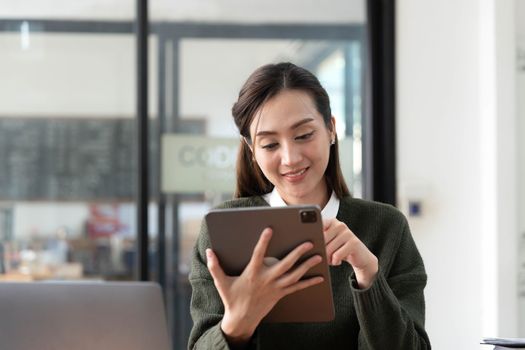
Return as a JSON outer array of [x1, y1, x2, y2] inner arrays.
[[262, 188, 340, 220]]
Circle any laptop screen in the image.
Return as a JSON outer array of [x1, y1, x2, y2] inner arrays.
[[0, 281, 171, 350]]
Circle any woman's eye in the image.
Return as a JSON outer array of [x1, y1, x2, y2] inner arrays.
[[262, 143, 278, 150], [296, 131, 315, 140]]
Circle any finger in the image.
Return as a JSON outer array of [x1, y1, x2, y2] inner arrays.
[[331, 255, 343, 266], [323, 225, 339, 245], [278, 254, 322, 287], [206, 249, 227, 284], [337, 239, 371, 267], [282, 276, 324, 296], [331, 240, 356, 265], [322, 218, 333, 230], [325, 231, 349, 260], [272, 241, 313, 275], [249, 227, 273, 267]]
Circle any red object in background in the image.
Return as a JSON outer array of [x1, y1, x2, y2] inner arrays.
[[86, 204, 125, 238]]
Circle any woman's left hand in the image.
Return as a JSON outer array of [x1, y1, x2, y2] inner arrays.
[[323, 218, 378, 289]]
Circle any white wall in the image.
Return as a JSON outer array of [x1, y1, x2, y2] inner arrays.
[[484, 0, 518, 338], [517, 0, 525, 336], [397, 0, 518, 349]]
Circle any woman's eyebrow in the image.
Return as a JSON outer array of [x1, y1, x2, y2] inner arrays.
[[255, 117, 314, 136]]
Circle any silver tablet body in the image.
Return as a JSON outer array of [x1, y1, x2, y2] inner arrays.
[[206, 205, 335, 323]]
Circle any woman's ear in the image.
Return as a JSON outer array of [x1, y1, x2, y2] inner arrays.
[[330, 116, 337, 139]]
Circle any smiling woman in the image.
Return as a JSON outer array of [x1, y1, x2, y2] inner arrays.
[[188, 62, 431, 349], [247, 90, 335, 206], [232, 65, 350, 205]]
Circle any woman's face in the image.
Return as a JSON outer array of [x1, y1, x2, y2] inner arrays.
[[249, 89, 335, 206]]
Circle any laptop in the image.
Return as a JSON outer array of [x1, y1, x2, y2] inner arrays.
[[0, 281, 172, 350]]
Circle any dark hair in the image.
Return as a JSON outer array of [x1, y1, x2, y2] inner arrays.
[[231, 62, 350, 199]]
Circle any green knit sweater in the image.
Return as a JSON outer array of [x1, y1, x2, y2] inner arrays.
[[188, 196, 431, 350]]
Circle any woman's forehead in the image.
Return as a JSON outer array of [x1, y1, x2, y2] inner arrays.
[[250, 90, 322, 133]]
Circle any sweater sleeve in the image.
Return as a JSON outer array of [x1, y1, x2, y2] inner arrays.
[[187, 220, 232, 350], [351, 217, 431, 350]]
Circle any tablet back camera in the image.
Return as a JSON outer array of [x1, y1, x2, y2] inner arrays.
[[300, 209, 317, 223]]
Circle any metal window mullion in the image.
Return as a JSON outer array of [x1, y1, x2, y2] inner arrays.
[[136, 0, 149, 281]]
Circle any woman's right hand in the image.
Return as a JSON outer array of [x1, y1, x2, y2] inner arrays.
[[206, 227, 324, 347]]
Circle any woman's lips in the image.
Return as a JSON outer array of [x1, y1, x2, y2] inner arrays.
[[282, 167, 309, 182]]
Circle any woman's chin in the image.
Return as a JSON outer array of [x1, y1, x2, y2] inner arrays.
[[280, 188, 316, 204]]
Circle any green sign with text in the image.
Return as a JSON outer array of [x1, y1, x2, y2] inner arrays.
[[162, 135, 239, 193]]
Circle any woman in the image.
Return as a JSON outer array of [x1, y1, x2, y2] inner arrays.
[[188, 62, 430, 349]]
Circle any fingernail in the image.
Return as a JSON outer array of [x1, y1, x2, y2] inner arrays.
[[206, 249, 212, 258]]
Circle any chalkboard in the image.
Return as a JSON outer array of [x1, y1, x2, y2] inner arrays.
[[0, 118, 158, 201]]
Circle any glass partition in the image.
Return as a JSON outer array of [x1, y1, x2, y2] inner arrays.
[[0, 27, 148, 281]]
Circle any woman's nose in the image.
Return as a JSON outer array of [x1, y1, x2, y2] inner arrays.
[[280, 143, 302, 166]]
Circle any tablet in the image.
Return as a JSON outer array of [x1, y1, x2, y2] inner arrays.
[[205, 205, 335, 323]]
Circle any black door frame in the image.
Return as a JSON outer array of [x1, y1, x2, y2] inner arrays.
[[366, 0, 397, 205]]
